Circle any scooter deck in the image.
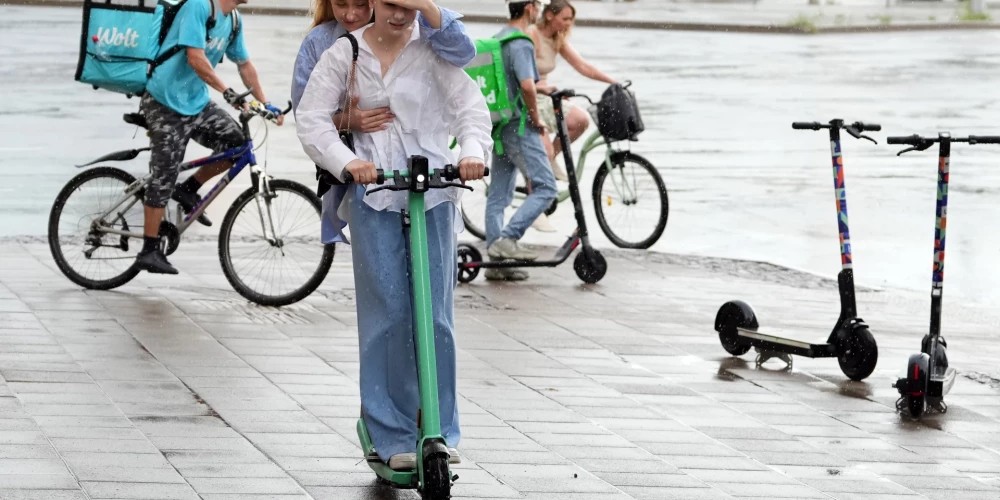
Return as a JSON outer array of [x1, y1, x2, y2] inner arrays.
[[736, 327, 838, 358], [357, 418, 417, 488]]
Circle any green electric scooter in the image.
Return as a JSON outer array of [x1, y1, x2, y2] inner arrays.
[[345, 155, 486, 499]]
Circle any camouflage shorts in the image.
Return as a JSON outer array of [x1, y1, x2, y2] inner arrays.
[[140, 94, 244, 208]]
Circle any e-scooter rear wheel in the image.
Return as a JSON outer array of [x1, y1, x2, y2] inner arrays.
[[457, 244, 482, 284], [837, 324, 878, 381], [421, 454, 451, 500]]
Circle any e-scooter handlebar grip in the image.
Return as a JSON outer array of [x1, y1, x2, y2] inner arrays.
[[792, 122, 820, 130], [887, 135, 920, 145], [860, 123, 882, 132], [970, 135, 1000, 144]]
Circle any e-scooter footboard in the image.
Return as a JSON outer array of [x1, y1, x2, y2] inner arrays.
[[736, 327, 838, 358]]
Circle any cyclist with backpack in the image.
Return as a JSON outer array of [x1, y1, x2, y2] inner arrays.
[[481, 0, 557, 281], [291, 0, 476, 245], [135, 0, 284, 275]]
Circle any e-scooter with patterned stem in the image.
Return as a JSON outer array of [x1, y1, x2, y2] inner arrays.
[[714, 119, 880, 381], [888, 132, 1000, 417]]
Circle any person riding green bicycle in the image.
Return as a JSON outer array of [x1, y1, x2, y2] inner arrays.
[[136, 0, 284, 275]]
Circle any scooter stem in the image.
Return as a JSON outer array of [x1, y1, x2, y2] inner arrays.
[[828, 124, 858, 320], [408, 192, 442, 438], [929, 135, 950, 342]]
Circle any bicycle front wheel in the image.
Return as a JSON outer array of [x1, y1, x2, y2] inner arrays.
[[48, 166, 145, 290], [592, 152, 669, 249], [218, 179, 334, 307]]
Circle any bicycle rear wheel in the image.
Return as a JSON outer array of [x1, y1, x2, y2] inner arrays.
[[218, 179, 334, 307], [48, 166, 145, 290], [593, 152, 669, 249]]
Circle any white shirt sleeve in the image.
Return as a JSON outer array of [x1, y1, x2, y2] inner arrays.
[[296, 39, 358, 182], [439, 57, 493, 164]]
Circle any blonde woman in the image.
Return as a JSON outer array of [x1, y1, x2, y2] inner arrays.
[[527, 0, 616, 180]]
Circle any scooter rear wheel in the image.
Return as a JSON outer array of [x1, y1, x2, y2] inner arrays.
[[908, 394, 926, 418], [457, 244, 482, 284], [837, 325, 878, 381], [574, 250, 608, 284], [421, 454, 451, 500]]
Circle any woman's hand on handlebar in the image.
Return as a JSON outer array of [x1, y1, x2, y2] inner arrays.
[[346, 159, 380, 185], [458, 157, 486, 182]]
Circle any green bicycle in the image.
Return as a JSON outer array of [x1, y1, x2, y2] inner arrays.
[[460, 82, 669, 249]]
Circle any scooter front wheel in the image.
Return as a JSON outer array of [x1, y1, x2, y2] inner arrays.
[[837, 324, 878, 381], [574, 250, 607, 284], [421, 454, 451, 500]]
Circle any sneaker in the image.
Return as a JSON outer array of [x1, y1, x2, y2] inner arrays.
[[386, 450, 462, 470], [172, 189, 213, 227], [485, 268, 529, 281], [531, 213, 557, 233], [487, 238, 538, 261], [135, 249, 178, 275], [388, 453, 416, 471]]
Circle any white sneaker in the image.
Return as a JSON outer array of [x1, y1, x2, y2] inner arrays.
[[386, 450, 461, 470], [531, 213, 557, 233], [388, 453, 416, 470], [487, 238, 539, 261]]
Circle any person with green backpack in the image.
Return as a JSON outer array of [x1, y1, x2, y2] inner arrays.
[[481, 0, 558, 281]]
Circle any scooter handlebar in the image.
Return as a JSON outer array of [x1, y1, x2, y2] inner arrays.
[[341, 166, 490, 185], [792, 122, 821, 130], [969, 135, 1000, 144]]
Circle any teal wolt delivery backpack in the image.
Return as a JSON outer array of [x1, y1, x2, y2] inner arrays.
[[75, 0, 240, 97]]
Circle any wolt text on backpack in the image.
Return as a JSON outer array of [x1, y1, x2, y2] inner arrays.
[[463, 31, 535, 155], [75, 0, 241, 97]]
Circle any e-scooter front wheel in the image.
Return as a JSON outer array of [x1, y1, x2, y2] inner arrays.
[[574, 249, 607, 284], [836, 323, 878, 381], [421, 454, 452, 500]]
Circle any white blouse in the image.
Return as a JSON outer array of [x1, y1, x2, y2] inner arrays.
[[296, 23, 492, 220]]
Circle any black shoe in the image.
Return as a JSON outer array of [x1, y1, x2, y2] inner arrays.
[[135, 249, 179, 275], [171, 189, 212, 227]]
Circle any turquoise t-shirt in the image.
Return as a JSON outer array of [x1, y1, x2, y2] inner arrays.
[[146, 0, 249, 116]]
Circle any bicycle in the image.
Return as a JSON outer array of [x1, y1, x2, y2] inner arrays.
[[458, 80, 669, 250], [47, 88, 335, 307]]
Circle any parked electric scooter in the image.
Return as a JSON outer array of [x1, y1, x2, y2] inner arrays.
[[346, 156, 487, 499], [457, 88, 608, 284], [714, 119, 880, 381], [888, 132, 1000, 417]]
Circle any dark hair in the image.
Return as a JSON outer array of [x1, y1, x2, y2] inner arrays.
[[509, 2, 530, 20]]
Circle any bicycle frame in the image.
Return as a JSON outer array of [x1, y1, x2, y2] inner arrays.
[[87, 101, 287, 245], [91, 142, 258, 240]]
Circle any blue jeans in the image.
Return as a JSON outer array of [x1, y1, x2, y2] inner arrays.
[[347, 185, 460, 461], [485, 122, 558, 247]]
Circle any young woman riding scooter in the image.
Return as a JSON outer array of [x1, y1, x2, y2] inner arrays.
[[291, 0, 476, 244], [295, 0, 492, 480]]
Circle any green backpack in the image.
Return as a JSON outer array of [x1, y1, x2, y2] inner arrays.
[[464, 31, 534, 155]]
